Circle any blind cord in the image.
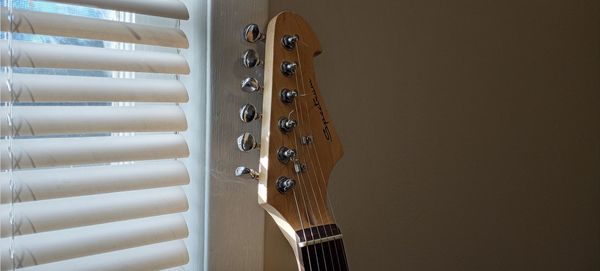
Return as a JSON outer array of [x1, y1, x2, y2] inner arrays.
[[6, 0, 17, 270]]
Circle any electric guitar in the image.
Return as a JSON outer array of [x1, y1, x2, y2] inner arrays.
[[236, 11, 349, 271]]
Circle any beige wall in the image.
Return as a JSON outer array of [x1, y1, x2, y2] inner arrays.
[[265, 1, 600, 270]]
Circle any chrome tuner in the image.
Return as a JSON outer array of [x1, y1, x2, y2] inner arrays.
[[243, 23, 265, 43], [277, 146, 297, 164], [276, 177, 296, 193], [282, 35, 299, 50], [281, 61, 297, 76], [280, 89, 298, 104], [239, 104, 261, 123], [279, 117, 297, 133], [241, 77, 262, 93], [235, 166, 259, 180], [242, 49, 263, 69], [237, 132, 260, 152]]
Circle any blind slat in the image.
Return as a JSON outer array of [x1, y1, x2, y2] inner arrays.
[[0, 1, 193, 269], [0, 40, 190, 74], [0, 161, 189, 203], [0, 187, 188, 237], [0, 215, 188, 269], [17, 240, 189, 271], [42, 0, 190, 20], [0, 73, 188, 103], [0, 106, 188, 136], [1, 8, 189, 48], [0, 134, 189, 170]]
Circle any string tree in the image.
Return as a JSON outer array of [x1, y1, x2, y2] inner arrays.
[[300, 135, 313, 145]]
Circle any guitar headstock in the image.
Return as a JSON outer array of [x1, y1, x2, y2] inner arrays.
[[236, 11, 343, 248], [259, 10, 343, 239]]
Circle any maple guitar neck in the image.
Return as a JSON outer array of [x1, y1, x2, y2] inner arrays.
[[237, 10, 348, 271]]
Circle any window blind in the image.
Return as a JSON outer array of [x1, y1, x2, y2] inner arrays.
[[0, 1, 192, 270]]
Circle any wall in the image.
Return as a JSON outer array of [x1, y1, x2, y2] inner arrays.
[[205, 0, 269, 270], [265, 1, 600, 270]]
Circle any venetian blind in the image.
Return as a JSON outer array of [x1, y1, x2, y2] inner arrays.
[[0, 0, 192, 270]]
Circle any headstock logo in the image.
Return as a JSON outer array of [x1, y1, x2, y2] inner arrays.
[[309, 79, 333, 142]]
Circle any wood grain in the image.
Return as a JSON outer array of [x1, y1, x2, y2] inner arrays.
[[259, 11, 344, 269]]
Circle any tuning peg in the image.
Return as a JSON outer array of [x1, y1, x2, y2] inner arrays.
[[281, 61, 297, 76], [243, 23, 265, 43], [277, 146, 297, 164], [279, 117, 297, 133], [280, 88, 298, 104], [241, 77, 262, 93], [242, 49, 263, 69], [276, 176, 296, 193], [282, 35, 299, 50], [235, 166, 259, 180], [239, 104, 261, 123], [237, 132, 260, 152]]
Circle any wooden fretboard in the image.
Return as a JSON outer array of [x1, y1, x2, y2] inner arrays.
[[296, 224, 349, 271]]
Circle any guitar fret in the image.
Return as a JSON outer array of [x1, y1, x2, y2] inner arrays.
[[298, 233, 344, 248], [296, 224, 349, 270]]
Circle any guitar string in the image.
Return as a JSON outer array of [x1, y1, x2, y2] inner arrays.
[[277, 46, 318, 271], [304, 113, 349, 269], [276, 100, 314, 271], [288, 130, 321, 271], [286, 101, 325, 270], [293, 30, 345, 269], [299, 99, 344, 270], [291, 189, 311, 271], [291, 44, 335, 270], [290, 73, 329, 271]]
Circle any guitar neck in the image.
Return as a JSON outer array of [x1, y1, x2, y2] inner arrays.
[[296, 224, 349, 271]]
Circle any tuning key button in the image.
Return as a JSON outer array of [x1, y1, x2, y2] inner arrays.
[[243, 23, 265, 43], [281, 61, 297, 76], [277, 146, 297, 164], [282, 35, 299, 50], [242, 49, 263, 69], [276, 176, 296, 193], [241, 77, 262, 93], [237, 132, 260, 152], [279, 117, 297, 133], [235, 166, 259, 180], [280, 89, 298, 104], [239, 104, 261, 123]]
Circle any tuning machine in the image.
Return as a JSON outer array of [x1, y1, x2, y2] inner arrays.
[[241, 77, 262, 93], [276, 177, 296, 193], [243, 23, 265, 43], [242, 49, 263, 69], [279, 117, 297, 133], [277, 146, 297, 164], [281, 61, 297, 76], [282, 35, 299, 50], [237, 132, 260, 152], [235, 166, 259, 180], [281, 89, 298, 104], [239, 104, 261, 123]]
